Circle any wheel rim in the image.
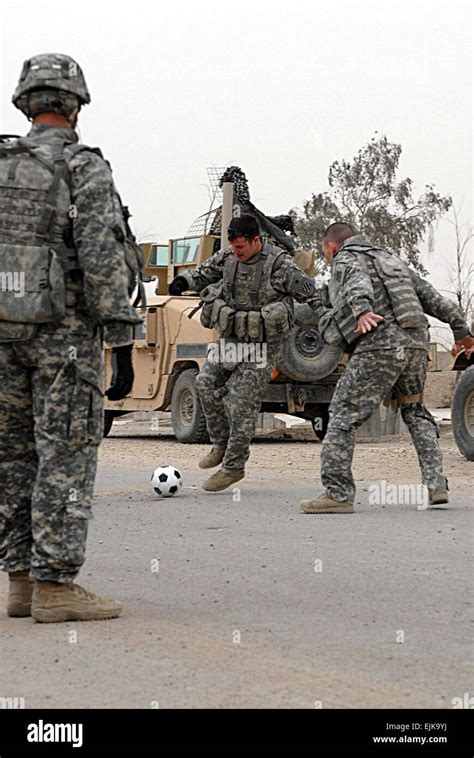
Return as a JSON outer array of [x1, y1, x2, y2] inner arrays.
[[179, 388, 195, 426], [464, 389, 474, 435], [295, 327, 325, 359]]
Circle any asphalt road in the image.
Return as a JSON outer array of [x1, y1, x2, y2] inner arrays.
[[1, 427, 472, 709]]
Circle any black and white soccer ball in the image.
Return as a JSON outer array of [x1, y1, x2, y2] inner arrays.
[[151, 465, 183, 497]]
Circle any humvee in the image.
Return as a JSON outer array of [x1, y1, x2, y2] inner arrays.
[[103, 232, 344, 441]]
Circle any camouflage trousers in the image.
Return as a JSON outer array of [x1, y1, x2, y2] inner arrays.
[[321, 348, 446, 503], [0, 309, 103, 583], [195, 342, 277, 473]]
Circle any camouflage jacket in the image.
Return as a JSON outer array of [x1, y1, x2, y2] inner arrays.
[[180, 238, 315, 303], [310, 234, 470, 354], [26, 125, 141, 346]]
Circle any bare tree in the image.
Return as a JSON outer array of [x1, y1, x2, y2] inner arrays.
[[429, 205, 473, 351], [443, 205, 474, 323]]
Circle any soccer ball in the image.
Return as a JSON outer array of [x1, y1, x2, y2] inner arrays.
[[151, 465, 183, 497]]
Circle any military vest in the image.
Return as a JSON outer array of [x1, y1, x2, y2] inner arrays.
[[0, 135, 92, 337], [328, 243, 427, 347], [200, 242, 293, 342], [0, 136, 143, 342]]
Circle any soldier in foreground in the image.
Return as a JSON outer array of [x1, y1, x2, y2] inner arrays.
[[0, 54, 142, 621], [169, 214, 315, 491], [301, 222, 474, 514]]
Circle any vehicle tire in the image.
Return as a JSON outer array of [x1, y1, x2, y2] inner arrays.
[[277, 325, 343, 382], [451, 366, 474, 461], [104, 410, 115, 438], [171, 368, 210, 443]]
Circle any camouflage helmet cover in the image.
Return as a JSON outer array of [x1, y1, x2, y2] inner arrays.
[[12, 53, 91, 112]]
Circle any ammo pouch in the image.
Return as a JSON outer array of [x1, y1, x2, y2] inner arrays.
[[247, 310, 263, 341], [200, 283, 223, 328], [234, 310, 264, 342], [234, 310, 248, 341], [0, 243, 66, 325], [261, 300, 294, 344], [200, 282, 235, 336], [217, 305, 235, 337]]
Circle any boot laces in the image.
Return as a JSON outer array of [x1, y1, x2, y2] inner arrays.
[[73, 584, 97, 601]]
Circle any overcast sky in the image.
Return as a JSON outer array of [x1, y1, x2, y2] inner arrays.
[[1, 0, 472, 305]]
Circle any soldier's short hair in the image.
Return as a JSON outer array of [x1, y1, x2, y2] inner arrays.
[[227, 214, 260, 242], [323, 222, 355, 246]]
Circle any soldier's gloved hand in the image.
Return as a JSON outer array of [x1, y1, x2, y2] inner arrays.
[[105, 344, 134, 400], [168, 276, 188, 296], [451, 335, 474, 359]]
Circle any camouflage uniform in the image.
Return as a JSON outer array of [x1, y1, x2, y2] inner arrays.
[[0, 124, 140, 582], [310, 234, 471, 503], [181, 240, 314, 473]]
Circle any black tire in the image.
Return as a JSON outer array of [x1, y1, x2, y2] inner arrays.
[[171, 368, 210, 443], [277, 325, 343, 382], [451, 366, 474, 461], [103, 410, 115, 437]]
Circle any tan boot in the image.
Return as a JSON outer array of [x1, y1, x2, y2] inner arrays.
[[198, 446, 226, 469], [299, 494, 354, 514], [31, 581, 122, 623], [428, 489, 449, 507], [7, 571, 34, 617], [202, 468, 244, 492]]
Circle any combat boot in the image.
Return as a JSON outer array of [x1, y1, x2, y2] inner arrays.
[[7, 571, 34, 617], [198, 446, 226, 469], [299, 494, 354, 514], [202, 468, 245, 492], [428, 489, 449, 507], [31, 581, 122, 623]]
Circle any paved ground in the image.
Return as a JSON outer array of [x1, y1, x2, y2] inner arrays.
[[0, 420, 472, 709]]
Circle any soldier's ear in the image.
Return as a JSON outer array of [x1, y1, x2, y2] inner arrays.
[[70, 106, 81, 127]]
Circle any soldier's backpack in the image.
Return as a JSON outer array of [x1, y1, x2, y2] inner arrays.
[[0, 135, 75, 339], [0, 136, 144, 342]]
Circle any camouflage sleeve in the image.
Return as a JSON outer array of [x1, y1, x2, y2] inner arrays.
[[410, 270, 471, 340], [69, 150, 142, 347], [335, 251, 374, 318], [305, 289, 346, 347], [180, 248, 228, 292], [271, 255, 316, 302]]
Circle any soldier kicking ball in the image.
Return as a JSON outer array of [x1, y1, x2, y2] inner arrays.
[[168, 214, 316, 492]]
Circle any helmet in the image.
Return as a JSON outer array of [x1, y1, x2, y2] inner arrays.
[[12, 53, 90, 118]]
